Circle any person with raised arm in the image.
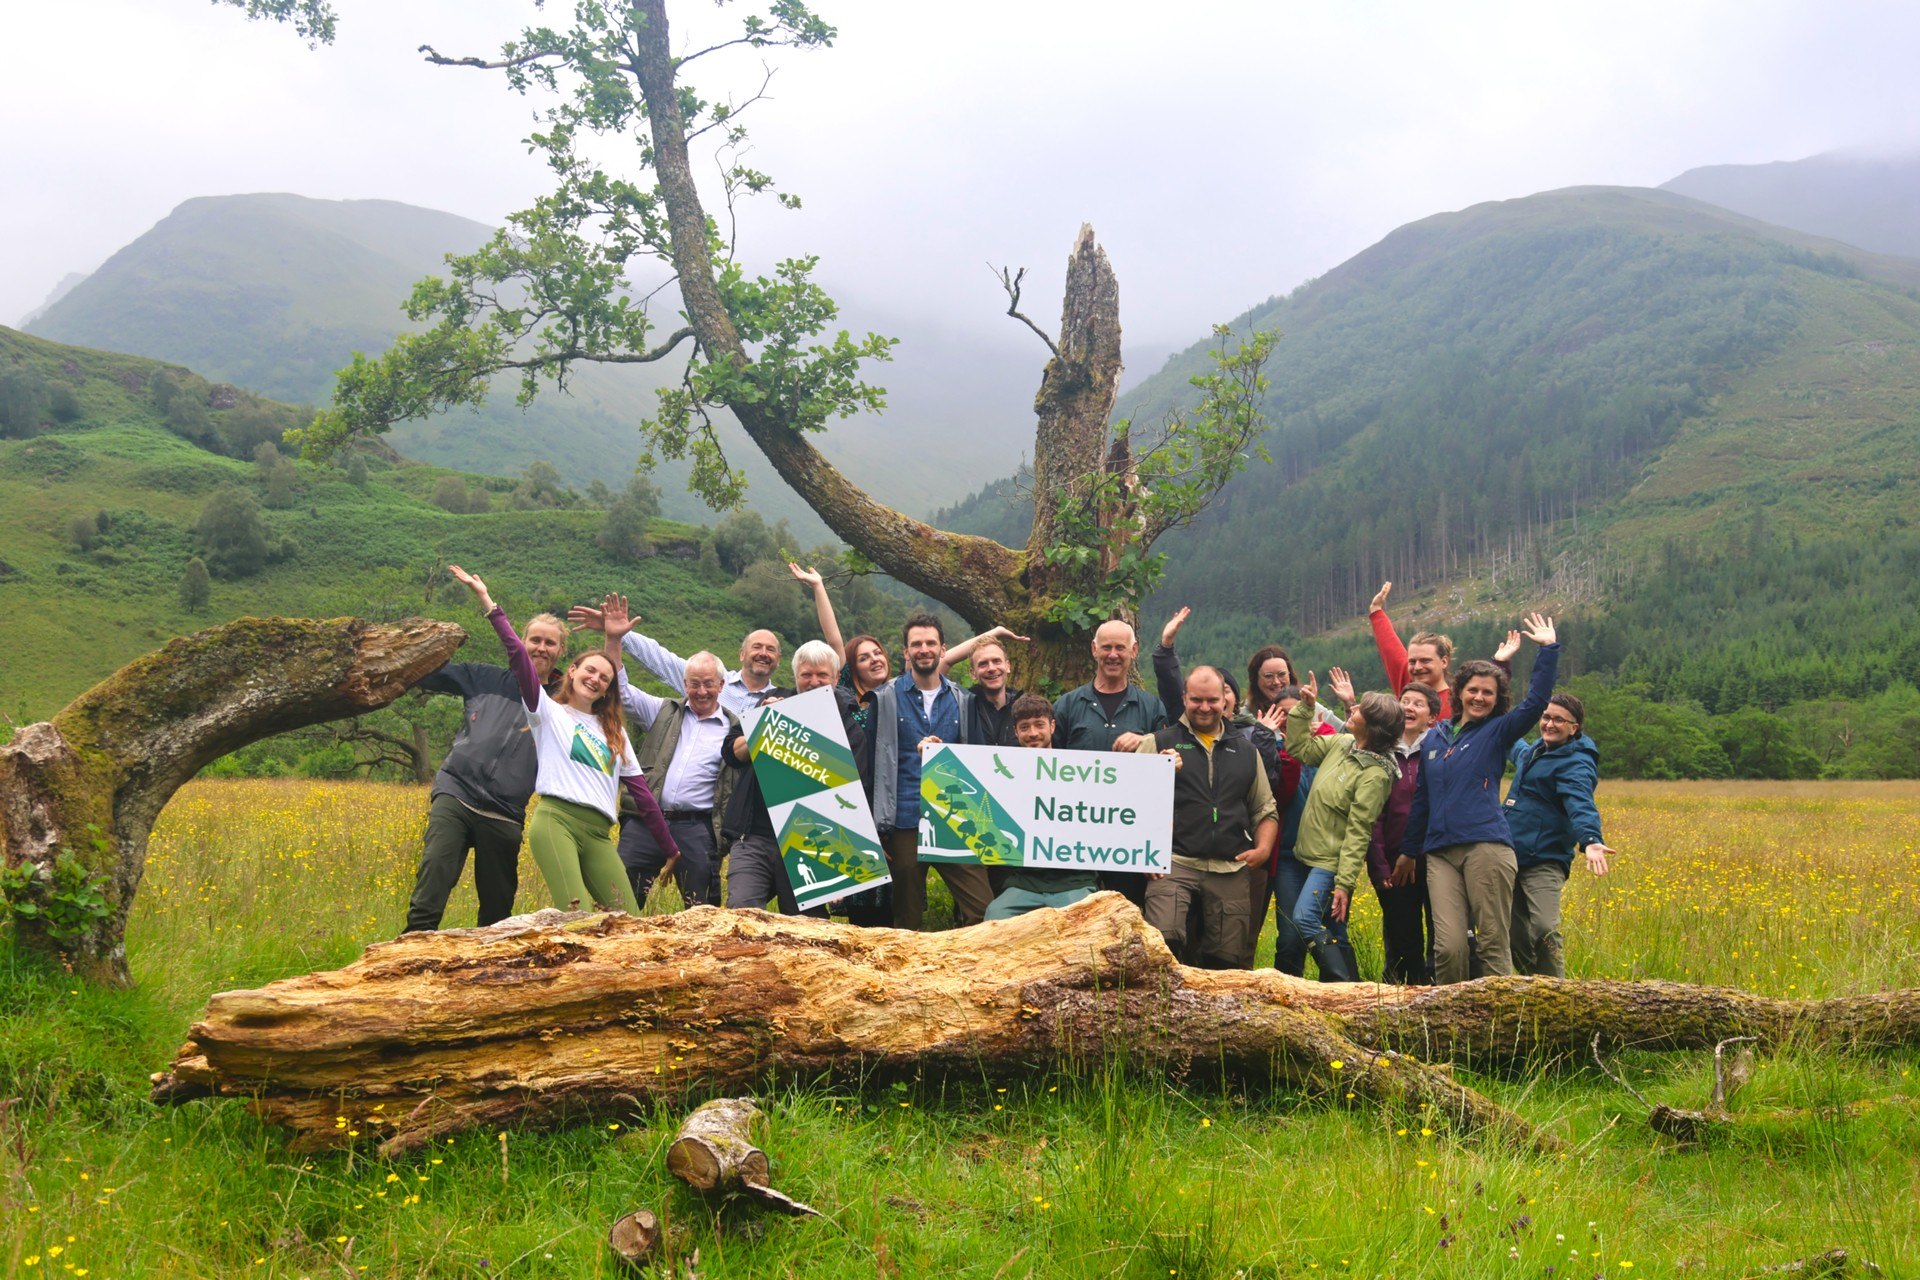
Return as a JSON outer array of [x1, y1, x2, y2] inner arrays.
[[572, 598, 783, 717], [1279, 672, 1404, 983], [448, 565, 678, 916], [1399, 612, 1562, 983], [1367, 583, 1524, 720], [787, 562, 846, 661], [1503, 692, 1617, 977], [572, 593, 738, 911], [941, 625, 1032, 748], [400, 607, 565, 934]]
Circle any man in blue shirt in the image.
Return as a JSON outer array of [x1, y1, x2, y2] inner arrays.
[[868, 613, 992, 929]]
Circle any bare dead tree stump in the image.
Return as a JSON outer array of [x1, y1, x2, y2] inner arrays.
[[1, 617, 465, 983]]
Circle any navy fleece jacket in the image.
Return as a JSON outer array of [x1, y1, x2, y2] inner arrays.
[[1400, 643, 1560, 858]]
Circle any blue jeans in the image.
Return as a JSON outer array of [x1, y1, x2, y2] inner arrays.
[[1289, 866, 1350, 951], [1270, 852, 1311, 975]]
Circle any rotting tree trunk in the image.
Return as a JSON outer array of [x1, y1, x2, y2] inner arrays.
[[152, 894, 1920, 1156], [0, 617, 464, 984], [152, 893, 1545, 1155]]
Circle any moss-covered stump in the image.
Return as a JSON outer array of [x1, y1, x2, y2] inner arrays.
[[153, 894, 1545, 1154], [0, 616, 464, 983]]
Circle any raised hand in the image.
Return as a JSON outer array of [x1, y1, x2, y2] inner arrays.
[[986, 624, 1032, 644], [1300, 671, 1320, 705], [567, 604, 607, 632], [1494, 630, 1522, 663], [1521, 612, 1558, 646], [1160, 606, 1192, 650], [1328, 666, 1356, 706], [1255, 704, 1285, 734], [788, 562, 824, 589], [600, 593, 635, 643], [446, 565, 495, 613], [1370, 581, 1392, 613]]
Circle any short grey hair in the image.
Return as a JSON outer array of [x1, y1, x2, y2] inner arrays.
[[792, 640, 842, 681], [684, 651, 725, 682]]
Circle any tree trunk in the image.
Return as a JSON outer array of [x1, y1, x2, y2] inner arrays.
[[631, 1, 1121, 686], [1, 617, 465, 983], [153, 893, 1542, 1154]]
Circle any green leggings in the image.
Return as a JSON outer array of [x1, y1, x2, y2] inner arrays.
[[527, 795, 640, 914]]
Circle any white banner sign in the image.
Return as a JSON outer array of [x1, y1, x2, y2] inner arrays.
[[916, 743, 1173, 875]]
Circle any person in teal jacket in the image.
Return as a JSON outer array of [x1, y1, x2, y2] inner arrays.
[[1504, 691, 1617, 977], [1281, 680, 1405, 983]]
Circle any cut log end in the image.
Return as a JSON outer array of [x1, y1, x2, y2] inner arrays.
[[607, 1208, 660, 1268], [668, 1098, 773, 1192]]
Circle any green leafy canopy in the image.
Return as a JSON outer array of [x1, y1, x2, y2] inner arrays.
[[281, 1, 892, 513]]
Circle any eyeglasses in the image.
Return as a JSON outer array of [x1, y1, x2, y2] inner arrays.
[[1539, 713, 1578, 727]]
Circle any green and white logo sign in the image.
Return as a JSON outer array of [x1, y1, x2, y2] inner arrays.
[[740, 687, 889, 911], [918, 744, 1173, 874]]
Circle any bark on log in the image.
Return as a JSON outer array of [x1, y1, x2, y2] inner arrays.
[[1, 616, 465, 983], [152, 893, 1545, 1154]]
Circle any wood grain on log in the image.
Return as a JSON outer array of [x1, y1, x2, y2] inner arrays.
[[152, 894, 1544, 1154], [668, 1098, 772, 1192]]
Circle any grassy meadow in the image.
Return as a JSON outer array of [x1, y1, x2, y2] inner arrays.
[[4, 780, 1918, 1277]]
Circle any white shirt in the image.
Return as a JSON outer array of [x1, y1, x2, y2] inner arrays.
[[617, 670, 730, 812], [526, 686, 642, 821], [621, 631, 777, 717]]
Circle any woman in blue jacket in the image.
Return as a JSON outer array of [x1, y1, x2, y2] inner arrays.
[[1400, 612, 1559, 984], [1504, 692, 1616, 977]]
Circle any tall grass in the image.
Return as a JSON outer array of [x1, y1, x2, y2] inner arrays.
[[4, 780, 1917, 1276]]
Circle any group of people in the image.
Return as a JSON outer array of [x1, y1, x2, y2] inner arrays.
[[403, 564, 1615, 986]]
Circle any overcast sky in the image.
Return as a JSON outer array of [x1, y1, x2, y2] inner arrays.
[[6, 0, 1920, 346]]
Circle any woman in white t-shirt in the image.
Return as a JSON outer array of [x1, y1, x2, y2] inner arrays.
[[449, 566, 679, 914]]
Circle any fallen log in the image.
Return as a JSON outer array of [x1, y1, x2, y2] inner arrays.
[[153, 894, 1544, 1153], [607, 1208, 660, 1269], [152, 894, 1920, 1156], [1, 616, 465, 983]]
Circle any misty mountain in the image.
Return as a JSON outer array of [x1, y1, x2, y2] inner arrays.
[[22, 193, 1063, 533], [1662, 150, 1920, 260], [940, 185, 1920, 695]]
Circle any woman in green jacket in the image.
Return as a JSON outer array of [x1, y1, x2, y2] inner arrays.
[[1282, 677, 1404, 982]]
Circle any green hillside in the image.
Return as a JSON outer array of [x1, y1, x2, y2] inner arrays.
[[0, 325, 765, 726], [23, 193, 1044, 528], [936, 186, 1920, 776], [1663, 150, 1920, 261]]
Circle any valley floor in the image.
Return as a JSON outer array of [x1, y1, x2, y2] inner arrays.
[[4, 781, 1917, 1277]]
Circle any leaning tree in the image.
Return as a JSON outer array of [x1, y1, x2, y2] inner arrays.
[[240, 0, 1274, 685]]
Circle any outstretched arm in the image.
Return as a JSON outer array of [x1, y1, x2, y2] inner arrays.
[[1368, 582, 1410, 695], [591, 593, 666, 728], [1500, 613, 1561, 744], [450, 564, 539, 710], [940, 624, 1031, 677], [573, 601, 694, 695], [789, 563, 845, 661], [1283, 676, 1337, 767]]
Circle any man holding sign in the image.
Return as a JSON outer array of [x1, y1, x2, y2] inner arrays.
[[1137, 667, 1279, 969], [981, 694, 1102, 920], [722, 643, 886, 915]]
